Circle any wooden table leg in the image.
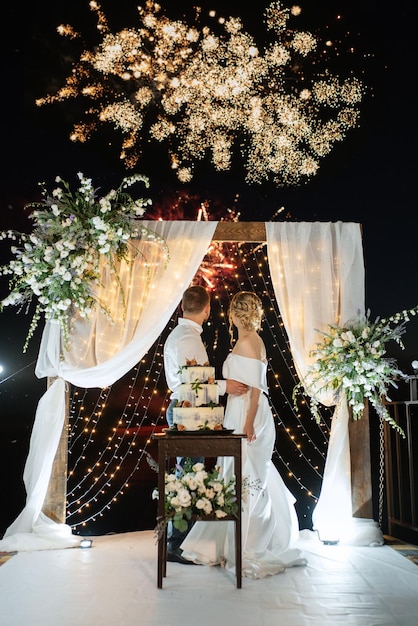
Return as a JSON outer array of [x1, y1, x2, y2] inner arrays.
[[235, 448, 242, 588], [157, 440, 166, 588], [157, 531, 163, 588], [153, 433, 245, 589]]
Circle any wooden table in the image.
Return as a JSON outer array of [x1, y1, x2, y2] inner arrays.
[[152, 431, 246, 588]]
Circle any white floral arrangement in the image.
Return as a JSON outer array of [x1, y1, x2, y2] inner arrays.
[[293, 306, 418, 438], [0, 172, 168, 350], [153, 460, 238, 539]]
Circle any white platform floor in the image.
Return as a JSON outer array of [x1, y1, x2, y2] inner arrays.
[[0, 530, 417, 626]]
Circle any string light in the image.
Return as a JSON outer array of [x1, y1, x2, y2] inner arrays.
[[30, 1, 368, 531], [65, 226, 335, 532]]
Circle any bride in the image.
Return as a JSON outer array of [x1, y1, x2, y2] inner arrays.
[[181, 291, 307, 579]]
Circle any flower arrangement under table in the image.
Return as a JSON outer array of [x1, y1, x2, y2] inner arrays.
[[153, 460, 238, 540]]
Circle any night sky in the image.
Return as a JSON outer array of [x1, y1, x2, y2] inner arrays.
[[3, 1, 416, 342], [1, 0, 417, 534]]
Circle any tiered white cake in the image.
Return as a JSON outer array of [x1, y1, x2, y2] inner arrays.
[[173, 364, 224, 431]]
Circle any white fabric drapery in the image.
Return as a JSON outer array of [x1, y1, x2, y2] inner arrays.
[[0, 221, 217, 551], [0, 220, 383, 552], [266, 222, 383, 545]]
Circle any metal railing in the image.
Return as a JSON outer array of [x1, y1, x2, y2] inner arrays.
[[384, 375, 418, 544]]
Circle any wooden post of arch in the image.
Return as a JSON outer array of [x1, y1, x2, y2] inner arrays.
[[43, 221, 372, 523], [42, 378, 70, 523]]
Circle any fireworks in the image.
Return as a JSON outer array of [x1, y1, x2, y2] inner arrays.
[[37, 1, 364, 186], [146, 189, 239, 289]]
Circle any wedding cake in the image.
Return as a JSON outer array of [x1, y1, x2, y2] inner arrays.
[[173, 361, 224, 431]]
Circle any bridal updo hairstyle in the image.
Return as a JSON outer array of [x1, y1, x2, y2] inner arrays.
[[228, 291, 263, 340]]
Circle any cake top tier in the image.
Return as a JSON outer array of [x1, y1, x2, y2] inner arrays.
[[179, 363, 215, 384]]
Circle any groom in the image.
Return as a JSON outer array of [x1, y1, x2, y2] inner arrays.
[[163, 284, 248, 564]]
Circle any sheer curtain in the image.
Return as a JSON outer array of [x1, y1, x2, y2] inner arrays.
[[266, 222, 383, 545], [1, 220, 383, 552], [0, 221, 217, 551]]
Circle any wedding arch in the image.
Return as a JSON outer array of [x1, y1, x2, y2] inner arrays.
[[0, 220, 383, 551]]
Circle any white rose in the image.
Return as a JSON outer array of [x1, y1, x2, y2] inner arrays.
[[183, 476, 198, 491], [176, 489, 192, 508], [194, 470, 208, 485], [216, 493, 225, 506], [205, 487, 215, 500], [196, 498, 212, 515]]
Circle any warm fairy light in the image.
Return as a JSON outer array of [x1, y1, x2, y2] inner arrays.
[[65, 222, 334, 532], [37, 0, 364, 186]]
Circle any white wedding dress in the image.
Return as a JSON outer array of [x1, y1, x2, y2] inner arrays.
[[181, 353, 307, 579]]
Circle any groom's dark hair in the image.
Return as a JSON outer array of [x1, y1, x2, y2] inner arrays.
[[182, 285, 210, 314]]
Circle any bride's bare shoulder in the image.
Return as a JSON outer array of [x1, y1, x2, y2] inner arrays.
[[234, 333, 265, 360]]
